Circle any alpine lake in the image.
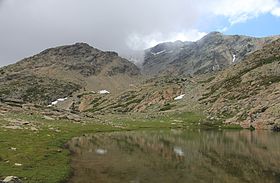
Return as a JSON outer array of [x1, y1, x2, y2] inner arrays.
[[67, 129, 280, 183]]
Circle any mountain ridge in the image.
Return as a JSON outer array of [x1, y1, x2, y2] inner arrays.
[[142, 32, 280, 76], [0, 33, 279, 130], [0, 42, 141, 105]]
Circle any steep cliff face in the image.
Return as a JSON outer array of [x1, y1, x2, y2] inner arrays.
[[0, 43, 141, 104], [143, 32, 279, 76]]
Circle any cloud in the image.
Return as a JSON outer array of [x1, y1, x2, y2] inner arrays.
[[0, 0, 279, 67], [0, 0, 201, 66], [272, 7, 280, 16], [207, 0, 280, 24], [126, 29, 207, 50]]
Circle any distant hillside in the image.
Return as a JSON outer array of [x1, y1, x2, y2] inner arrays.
[[0, 43, 141, 105], [72, 76, 190, 114], [78, 37, 280, 130], [143, 32, 279, 76], [200, 38, 280, 130], [1, 36, 279, 130]]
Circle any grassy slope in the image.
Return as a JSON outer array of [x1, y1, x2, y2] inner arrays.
[[0, 115, 119, 183], [0, 111, 209, 183], [198, 38, 280, 129]]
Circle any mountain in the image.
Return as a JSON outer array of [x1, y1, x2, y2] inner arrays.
[[0, 43, 141, 105], [120, 50, 145, 68], [200, 38, 280, 130], [143, 32, 279, 76], [0, 35, 279, 130], [77, 37, 280, 130]]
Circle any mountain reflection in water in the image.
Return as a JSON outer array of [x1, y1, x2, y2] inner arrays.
[[67, 130, 280, 183]]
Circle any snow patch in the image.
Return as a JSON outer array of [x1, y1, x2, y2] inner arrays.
[[99, 90, 110, 94], [232, 54, 236, 62], [48, 97, 68, 106], [95, 148, 107, 155], [57, 97, 68, 102], [174, 94, 185, 100], [212, 65, 220, 71], [51, 101, 58, 105], [173, 147, 184, 156], [151, 50, 166, 55]]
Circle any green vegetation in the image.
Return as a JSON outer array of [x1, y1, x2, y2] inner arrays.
[[124, 98, 143, 106], [260, 76, 280, 86], [222, 124, 243, 129], [0, 115, 121, 183], [0, 111, 208, 183], [90, 97, 103, 107], [159, 103, 176, 111], [199, 57, 280, 104], [198, 76, 215, 84], [0, 75, 81, 105], [120, 112, 204, 128]]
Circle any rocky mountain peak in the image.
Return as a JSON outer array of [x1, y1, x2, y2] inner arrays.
[[201, 31, 223, 39], [204, 31, 222, 37], [8, 42, 139, 77], [148, 40, 185, 54], [143, 33, 279, 76], [198, 31, 224, 45], [39, 42, 99, 58], [0, 43, 141, 104]]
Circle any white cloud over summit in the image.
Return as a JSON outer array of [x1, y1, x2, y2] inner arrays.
[[207, 0, 280, 24], [127, 0, 280, 49], [127, 29, 207, 50], [0, 0, 279, 66], [272, 7, 280, 16]]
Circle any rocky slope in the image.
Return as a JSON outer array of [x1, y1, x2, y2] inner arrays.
[[143, 32, 279, 76], [72, 76, 188, 114], [71, 74, 206, 118], [200, 38, 280, 130], [0, 43, 141, 105], [1, 35, 279, 131], [78, 37, 280, 130]]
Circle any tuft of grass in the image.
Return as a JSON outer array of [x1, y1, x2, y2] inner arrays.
[[197, 76, 215, 84], [159, 103, 176, 111], [222, 124, 243, 129], [260, 76, 280, 86]]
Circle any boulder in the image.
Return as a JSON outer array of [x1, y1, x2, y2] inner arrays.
[[272, 124, 280, 132], [2, 176, 22, 183], [43, 115, 55, 121], [66, 114, 81, 122]]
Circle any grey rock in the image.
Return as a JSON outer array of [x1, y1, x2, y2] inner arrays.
[[66, 114, 82, 122], [143, 32, 279, 76], [2, 176, 22, 183], [272, 124, 280, 132], [43, 115, 55, 120]]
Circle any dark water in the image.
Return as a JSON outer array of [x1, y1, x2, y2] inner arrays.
[[67, 130, 280, 183]]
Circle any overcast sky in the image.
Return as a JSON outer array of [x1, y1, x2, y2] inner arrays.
[[0, 0, 280, 66]]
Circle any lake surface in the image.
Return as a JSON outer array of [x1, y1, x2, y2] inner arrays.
[[67, 129, 280, 183]]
